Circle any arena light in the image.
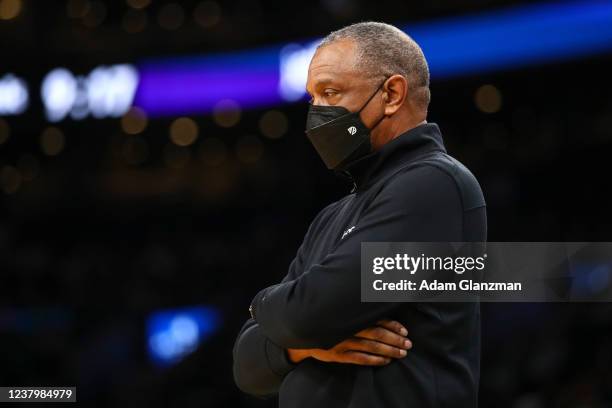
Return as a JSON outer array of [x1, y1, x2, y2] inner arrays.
[[278, 41, 319, 102], [41, 68, 77, 122], [134, 47, 280, 117], [41, 64, 138, 122], [0, 74, 29, 115], [6, 1, 612, 120], [405, 0, 612, 78], [146, 305, 220, 367], [88, 65, 139, 118], [134, 0, 612, 117]]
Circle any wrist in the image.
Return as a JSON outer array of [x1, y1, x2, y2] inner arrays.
[[286, 348, 311, 363]]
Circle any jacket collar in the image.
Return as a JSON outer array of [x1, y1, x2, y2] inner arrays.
[[340, 122, 446, 191]]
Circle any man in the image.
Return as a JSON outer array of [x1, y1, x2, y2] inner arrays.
[[233, 22, 487, 408]]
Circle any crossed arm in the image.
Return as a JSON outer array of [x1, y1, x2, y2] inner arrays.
[[233, 166, 462, 396], [251, 166, 461, 349]]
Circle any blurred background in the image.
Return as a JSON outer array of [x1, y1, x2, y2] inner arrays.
[[1, 0, 612, 407]]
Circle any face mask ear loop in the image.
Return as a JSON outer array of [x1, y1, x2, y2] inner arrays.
[[356, 77, 388, 114], [357, 77, 389, 132]]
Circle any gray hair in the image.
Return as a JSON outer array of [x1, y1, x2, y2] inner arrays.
[[318, 21, 431, 110]]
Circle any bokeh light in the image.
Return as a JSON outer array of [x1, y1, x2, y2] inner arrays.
[[40, 127, 65, 156], [213, 99, 241, 128], [475, 84, 503, 114], [0, 0, 22, 20], [169, 117, 199, 147], [121, 107, 148, 135], [259, 110, 289, 139]]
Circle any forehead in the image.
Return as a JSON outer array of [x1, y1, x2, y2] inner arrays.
[[307, 39, 361, 86]]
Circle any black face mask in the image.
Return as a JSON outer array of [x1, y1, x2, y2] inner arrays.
[[305, 80, 387, 171]]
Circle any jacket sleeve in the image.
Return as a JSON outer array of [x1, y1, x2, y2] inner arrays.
[[250, 166, 465, 349], [232, 318, 295, 397], [232, 216, 318, 397]]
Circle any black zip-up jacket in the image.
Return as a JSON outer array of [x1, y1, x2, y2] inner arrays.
[[233, 123, 487, 408]]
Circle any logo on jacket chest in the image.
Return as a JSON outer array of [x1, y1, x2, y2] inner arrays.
[[341, 225, 356, 240]]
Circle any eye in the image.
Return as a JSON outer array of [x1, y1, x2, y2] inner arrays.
[[323, 89, 338, 97]]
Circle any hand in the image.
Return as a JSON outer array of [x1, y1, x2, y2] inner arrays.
[[286, 319, 412, 366]]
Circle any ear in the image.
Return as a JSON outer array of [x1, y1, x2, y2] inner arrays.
[[382, 74, 408, 116]]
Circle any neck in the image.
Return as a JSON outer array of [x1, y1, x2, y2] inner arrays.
[[373, 115, 427, 150]]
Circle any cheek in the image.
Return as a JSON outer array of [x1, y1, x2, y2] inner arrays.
[[369, 117, 390, 151], [360, 101, 385, 128]]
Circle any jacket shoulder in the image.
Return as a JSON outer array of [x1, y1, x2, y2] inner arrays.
[[384, 152, 485, 212], [420, 152, 486, 211]]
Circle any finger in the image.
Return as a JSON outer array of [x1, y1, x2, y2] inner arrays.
[[355, 326, 412, 350], [346, 337, 408, 359], [376, 319, 408, 336], [342, 351, 391, 366]]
